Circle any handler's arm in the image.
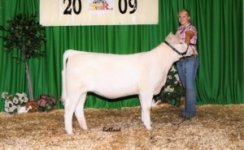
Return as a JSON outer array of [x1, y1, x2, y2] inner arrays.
[[185, 30, 194, 44]]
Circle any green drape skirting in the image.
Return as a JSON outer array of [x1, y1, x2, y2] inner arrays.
[[0, 0, 243, 111]]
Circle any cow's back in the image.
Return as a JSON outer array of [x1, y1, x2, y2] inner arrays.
[[65, 50, 147, 99]]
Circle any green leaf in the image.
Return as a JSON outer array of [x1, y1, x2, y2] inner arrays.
[[0, 25, 6, 31], [2, 14, 46, 61]]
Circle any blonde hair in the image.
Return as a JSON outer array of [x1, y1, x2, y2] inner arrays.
[[178, 9, 191, 16], [178, 9, 191, 21]]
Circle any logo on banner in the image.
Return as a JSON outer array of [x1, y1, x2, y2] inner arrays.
[[89, 0, 113, 11]]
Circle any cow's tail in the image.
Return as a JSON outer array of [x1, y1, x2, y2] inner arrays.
[[61, 50, 80, 103]]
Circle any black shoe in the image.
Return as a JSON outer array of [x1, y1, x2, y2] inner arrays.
[[181, 111, 196, 119]]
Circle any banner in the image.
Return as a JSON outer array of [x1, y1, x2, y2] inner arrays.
[[40, 0, 158, 26]]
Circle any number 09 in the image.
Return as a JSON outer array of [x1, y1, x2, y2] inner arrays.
[[119, 0, 137, 14]]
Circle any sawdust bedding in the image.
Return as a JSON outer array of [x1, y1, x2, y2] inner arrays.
[[0, 104, 243, 150]]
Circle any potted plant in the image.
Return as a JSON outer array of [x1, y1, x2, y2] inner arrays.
[[1, 92, 31, 114], [37, 94, 56, 112], [154, 64, 184, 107], [0, 14, 45, 100]]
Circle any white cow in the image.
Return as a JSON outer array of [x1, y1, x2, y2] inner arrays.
[[62, 33, 193, 134]]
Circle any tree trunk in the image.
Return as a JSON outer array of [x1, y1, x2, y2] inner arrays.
[[25, 59, 34, 100]]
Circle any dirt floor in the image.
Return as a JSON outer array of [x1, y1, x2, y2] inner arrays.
[[0, 104, 243, 150]]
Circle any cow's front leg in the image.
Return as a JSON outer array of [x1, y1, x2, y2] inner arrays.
[[75, 93, 88, 130], [139, 91, 153, 130]]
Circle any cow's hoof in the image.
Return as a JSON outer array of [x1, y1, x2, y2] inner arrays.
[[145, 125, 152, 130], [66, 132, 73, 135], [65, 129, 73, 135], [81, 124, 88, 130], [82, 127, 88, 130]]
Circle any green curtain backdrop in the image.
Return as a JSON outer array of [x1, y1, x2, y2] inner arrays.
[[0, 0, 243, 111]]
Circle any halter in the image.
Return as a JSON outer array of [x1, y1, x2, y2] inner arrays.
[[164, 41, 189, 56]]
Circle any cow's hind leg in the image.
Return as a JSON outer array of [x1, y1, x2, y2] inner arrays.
[[75, 93, 88, 130], [139, 91, 153, 130], [64, 93, 81, 134]]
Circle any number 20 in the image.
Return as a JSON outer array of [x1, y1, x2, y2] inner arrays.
[[63, 0, 82, 15]]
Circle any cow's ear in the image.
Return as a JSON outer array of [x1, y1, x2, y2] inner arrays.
[[165, 32, 174, 42], [168, 32, 175, 38], [175, 32, 180, 39]]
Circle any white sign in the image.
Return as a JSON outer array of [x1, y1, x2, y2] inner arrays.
[[40, 0, 158, 26]]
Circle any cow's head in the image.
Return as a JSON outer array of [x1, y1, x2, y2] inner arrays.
[[165, 32, 180, 44], [165, 32, 194, 57]]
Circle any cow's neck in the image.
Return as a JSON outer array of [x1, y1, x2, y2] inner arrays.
[[153, 43, 182, 66]]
